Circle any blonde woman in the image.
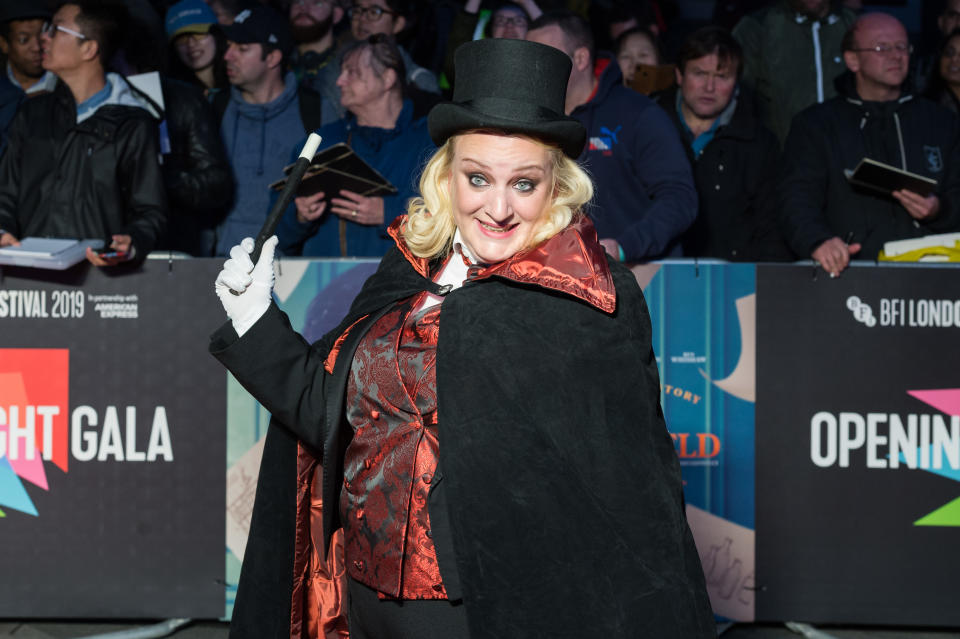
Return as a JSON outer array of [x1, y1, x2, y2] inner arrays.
[[212, 38, 714, 639]]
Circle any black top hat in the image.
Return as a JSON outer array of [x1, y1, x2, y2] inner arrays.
[[428, 39, 586, 158]]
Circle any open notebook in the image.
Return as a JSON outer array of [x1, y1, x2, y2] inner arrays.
[[844, 158, 938, 197]]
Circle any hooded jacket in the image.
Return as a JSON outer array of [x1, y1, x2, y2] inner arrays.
[[778, 77, 960, 259], [276, 98, 434, 257], [215, 71, 309, 256], [658, 86, 794, 261], [571, 54, 698, 261], [733, 0, 856, 144], [211, 216, 716, 639], [0, 74, 166, 258]]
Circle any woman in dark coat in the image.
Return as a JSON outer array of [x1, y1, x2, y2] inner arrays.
[[212, 37, 715, 639], [926, 28, 960, 115]]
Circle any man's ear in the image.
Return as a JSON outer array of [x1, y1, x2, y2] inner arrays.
[[79, 37, 99, 63], [392, 15, 406, 35], [382, 67, 398, 91], [675, 66, 683, 86], [843, 50, 860, 73], [333, 6, 344, 24], [572, 46, 591, 73], [266, 47, 283, 70], [0, 36, 9, 56]]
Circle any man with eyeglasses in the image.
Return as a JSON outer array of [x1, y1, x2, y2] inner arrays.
[[778, 13, 960, 276], [346, 0, 440, 95], [0, 0, 167, 267], [442, 1, 540, 92]]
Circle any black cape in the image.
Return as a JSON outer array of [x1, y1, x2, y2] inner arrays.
[[211, 237, 715, 639]]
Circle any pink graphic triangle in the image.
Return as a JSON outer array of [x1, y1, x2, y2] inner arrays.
[[0, 372, 49, 491], [907, 389, 960, 417]]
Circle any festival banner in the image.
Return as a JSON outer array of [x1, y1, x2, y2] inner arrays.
[[0, 260, 226, 617], [637, 262, 757, 621], [755, 263, 960, 625]]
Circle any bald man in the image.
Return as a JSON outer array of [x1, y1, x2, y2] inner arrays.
[[778, 12, 960, 276]]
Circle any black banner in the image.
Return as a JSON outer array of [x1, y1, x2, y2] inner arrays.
[[756, 263, 960, 625], [0, 260, 226, 617]]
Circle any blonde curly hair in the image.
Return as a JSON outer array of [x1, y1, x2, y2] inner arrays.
[[403, 131, 594, 260]]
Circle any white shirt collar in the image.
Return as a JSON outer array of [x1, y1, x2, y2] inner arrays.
[[415, 228, 476, 313], [452, 228, 478, 265]]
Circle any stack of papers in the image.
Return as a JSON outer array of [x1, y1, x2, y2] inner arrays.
[[0, 237, 103, 269]]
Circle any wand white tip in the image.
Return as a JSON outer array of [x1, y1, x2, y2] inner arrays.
[[299, 133, 323, 161]]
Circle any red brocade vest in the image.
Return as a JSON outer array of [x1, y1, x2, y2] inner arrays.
[[339, 293, 448, 600]]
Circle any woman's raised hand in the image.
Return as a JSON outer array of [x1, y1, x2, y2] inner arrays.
[[215, 235, 278, 337]]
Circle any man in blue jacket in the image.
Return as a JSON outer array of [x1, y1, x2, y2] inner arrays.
[[527, 10, 697, 261], [213, 5, 315, 256]]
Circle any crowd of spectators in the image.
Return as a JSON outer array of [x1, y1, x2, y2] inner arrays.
[[0, 0, 956, 275]]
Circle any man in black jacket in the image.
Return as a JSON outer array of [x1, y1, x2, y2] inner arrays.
[[779, 12, 960, 276], [658, 26, 792, 261], [0, 0, 167, 266]]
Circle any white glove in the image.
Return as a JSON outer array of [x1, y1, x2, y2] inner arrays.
[[215, 236, 278, 337]]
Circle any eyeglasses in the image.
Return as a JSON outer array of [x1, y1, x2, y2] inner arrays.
[[491, 16, 527, 28], [347, 5, 395, 21], [849, 43, 913, 56], [41, 21, 87, 40]]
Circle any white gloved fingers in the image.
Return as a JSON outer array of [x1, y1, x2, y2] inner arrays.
[[213, 237, 277, 338], [250, 236, 279, 284], [216, 265, 252, 293], [229, 241, 255, 271], [215, 238, 259, 293]]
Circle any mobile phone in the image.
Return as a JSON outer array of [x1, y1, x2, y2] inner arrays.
[[96, 248, 128, 259]]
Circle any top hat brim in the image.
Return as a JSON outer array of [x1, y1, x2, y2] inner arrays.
[[428, 99, 586, 159]]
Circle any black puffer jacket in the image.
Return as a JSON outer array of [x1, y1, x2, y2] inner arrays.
[[778, 78, 960, 259], [0, 79, 167, 258], [158, 78, 233, 256]]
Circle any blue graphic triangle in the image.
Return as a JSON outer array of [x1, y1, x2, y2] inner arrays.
[[0, 455, 38, 516], [897, 447, 960, 483]]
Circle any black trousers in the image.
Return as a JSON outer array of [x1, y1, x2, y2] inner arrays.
[[347, 577, 471, 639]]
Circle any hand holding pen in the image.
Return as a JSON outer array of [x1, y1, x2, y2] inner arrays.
[[812, 231, 860, 278]]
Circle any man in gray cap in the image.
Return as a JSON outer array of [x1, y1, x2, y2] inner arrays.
[[211, 5, 319, 256]]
